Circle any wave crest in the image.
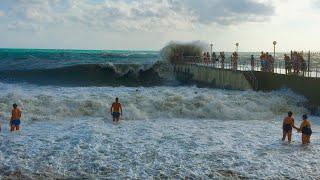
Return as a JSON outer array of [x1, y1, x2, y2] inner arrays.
[[0, 62, 174, 86], [0, 85, 308, 122]]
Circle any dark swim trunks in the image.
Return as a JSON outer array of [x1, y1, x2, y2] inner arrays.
[[11, 119, 21, 126], [302, 127, 312, 136], [283, 124, 292, 132], [112, 112, 120, 118]]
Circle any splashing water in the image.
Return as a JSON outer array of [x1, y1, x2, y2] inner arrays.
[[0, 83, 319, 178]]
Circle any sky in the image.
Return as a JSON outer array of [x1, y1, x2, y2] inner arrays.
[[0, 0, 320, 51]]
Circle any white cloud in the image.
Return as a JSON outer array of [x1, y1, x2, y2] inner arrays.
[[175, 0, 275, 25], [2, 0, 195, 31], [7, 21, 41, 31], [0, 0, 275, 31]]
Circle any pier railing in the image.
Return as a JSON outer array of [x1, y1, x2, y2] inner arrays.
[[173, 56, 320, 78]]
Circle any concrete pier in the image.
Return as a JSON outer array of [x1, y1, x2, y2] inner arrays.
[[174, 64, 320, 109], [174, 64, 252, 90], [253, 71, 320, 106]]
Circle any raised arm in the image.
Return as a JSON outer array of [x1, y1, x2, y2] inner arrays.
[[120, 104, 123, 115]]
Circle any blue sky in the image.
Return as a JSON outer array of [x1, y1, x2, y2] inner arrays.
[[0, 0, 319, 51]]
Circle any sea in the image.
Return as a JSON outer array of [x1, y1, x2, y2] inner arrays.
[[0, 49, 319, 179]]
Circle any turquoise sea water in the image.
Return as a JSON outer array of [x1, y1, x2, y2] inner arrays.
[[0, 48, 159, 70]]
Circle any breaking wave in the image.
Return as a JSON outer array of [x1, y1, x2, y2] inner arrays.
[[0, 84, 308, 122], [0, 62, 175, 86]]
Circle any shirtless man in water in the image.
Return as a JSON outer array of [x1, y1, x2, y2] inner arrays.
[[110, 98, 122, 122], [282, 111, 298, 143], [10, 103, 22, 131]]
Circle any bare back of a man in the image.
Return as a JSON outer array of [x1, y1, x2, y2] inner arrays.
[[110, 98, 122, 122], [282, 111, 297, 142], [11, 104, 22, 131]]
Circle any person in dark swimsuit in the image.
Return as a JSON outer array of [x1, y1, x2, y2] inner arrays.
[[298, 114, 312, 144], [110, 97, 122, 122], [10, 103, 22, 131], [282, 111, 298, 143]]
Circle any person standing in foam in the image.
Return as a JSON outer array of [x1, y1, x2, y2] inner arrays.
[[282, 111, 298, 143], [298, 114, 312, 144], [10, 103, 22, 131], [110, 97, 122, 122]]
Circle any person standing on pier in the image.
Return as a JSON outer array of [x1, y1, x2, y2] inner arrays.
[[203, 52, 208, 65], [206, 52, 210, 66], [260, 52, 266, 71], [284, 54, 292, 74], [220, 52, 225, 69], [269, 54, 275, 73], [299, 53, 307, 76], [293, 52, 300, 74], [231, 52, 238, 70], [212, 52, 217, 66], [250, 55, 255, 71], [265, 52, 270, 72]]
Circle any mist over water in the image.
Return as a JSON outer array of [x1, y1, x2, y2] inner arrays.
[[0, 49, 319, 178]]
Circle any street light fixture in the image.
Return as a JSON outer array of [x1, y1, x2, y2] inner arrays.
[[273, 41, 277, 58]]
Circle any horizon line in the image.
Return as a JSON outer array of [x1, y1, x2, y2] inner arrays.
[[1, 47, 317, 53]]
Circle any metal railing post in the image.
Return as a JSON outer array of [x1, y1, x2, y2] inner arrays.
[[308, 50, 311, 77]]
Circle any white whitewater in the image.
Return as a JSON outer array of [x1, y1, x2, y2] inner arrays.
[[0, 83, 319, 179]]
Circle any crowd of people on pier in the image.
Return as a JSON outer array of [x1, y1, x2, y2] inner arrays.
[[259, 52, 275, 72], [202, 51, 239, 70], [284, 51, 307, 76], [197, 51, 309, 76], [171, 49, 312, 77]]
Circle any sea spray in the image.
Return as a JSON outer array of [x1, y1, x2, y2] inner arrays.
[[160, 41, 208, 63], [0, 83, 308, 122]]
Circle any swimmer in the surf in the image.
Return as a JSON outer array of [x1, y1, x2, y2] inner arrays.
[[298, 114, 312, 144], [10, 103, 22, 131], [282, 111, 298, 143], [110, 97, 122, 122]]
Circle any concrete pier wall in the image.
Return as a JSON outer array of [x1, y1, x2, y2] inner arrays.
[[253, 72, 320, 105], [174, 64, 252, 90], [174, 64, 320, 108]]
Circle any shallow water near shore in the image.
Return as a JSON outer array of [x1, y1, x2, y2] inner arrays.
[[1, 117, 320, 179], [0, 84, 319, 179]]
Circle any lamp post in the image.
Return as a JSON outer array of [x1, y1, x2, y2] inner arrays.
[[210, 43, 213, 61], [235, 43, 239, 53], [273, 41, 277, 58]]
